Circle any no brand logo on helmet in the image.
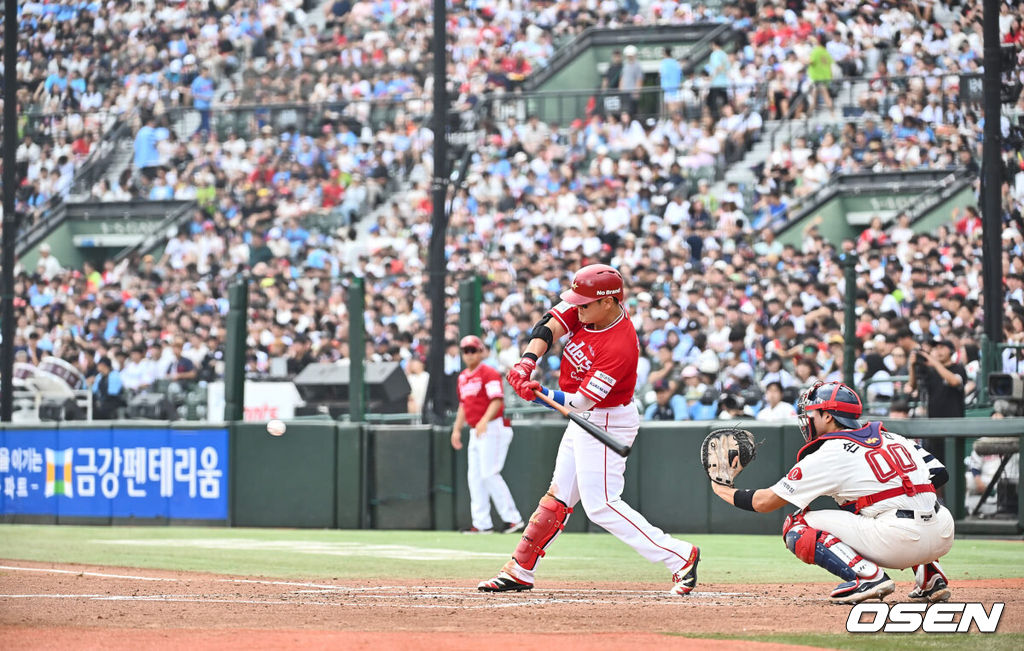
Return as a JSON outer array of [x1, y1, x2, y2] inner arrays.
[[595, 289, 619, 296], [846, 603, 1004, 633]]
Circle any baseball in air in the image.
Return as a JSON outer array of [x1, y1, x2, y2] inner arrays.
[[267, 419, 286, 436]]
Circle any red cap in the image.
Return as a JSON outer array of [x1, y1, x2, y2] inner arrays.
[[459, 335, 485, 350]]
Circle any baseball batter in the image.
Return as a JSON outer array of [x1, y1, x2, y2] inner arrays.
[[451, 335, 524, 534], [478, 264, 700, 595], [711, 381, 955, 603]]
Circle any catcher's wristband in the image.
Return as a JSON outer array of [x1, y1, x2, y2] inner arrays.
[[733, 489, 756, 512]]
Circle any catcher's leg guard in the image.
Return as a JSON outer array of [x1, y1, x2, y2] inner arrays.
[[909, 561, 951, 602], [512, 492, 572, 571], [916, 561, 947, 586], [782, 512, 879, 582]]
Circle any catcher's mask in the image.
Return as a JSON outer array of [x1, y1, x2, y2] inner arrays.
[[796, 381, 863, 442]]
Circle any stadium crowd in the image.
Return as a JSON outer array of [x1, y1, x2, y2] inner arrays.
[[5, 0, 1024, 423], [9, 0, 313, 226]]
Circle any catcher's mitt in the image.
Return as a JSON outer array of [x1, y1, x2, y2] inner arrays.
[[701, 428, 757, 487]]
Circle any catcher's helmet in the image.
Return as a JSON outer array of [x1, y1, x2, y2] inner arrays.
[[559, 264, 624, 305], [796, 381, 863, 442]]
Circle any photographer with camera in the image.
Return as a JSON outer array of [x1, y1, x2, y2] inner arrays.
[[909, 340, 967, 419]]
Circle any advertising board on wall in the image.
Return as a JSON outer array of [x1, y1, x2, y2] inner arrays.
[[0, 427, 229, 520]]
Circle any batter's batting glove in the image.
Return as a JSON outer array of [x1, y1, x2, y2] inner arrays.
[[507, 357, 537, 391], [514, 380, 542, 402]]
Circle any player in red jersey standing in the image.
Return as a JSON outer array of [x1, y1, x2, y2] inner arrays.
[[477, 264, 700, 594], [451, 335, 524, 534]]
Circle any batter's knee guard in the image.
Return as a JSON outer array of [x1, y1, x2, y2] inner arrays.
[[782, 512, 878, 582], [512, 492, 572, 571]]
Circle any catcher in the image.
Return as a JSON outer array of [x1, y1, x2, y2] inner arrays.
[[703, 381, 954, 604]]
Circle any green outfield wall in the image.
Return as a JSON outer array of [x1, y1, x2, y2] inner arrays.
[[2, 419, 1021, 534]]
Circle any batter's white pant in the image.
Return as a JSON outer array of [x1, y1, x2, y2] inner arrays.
[[515, 403, 695, 583], [468, 419, 522, 531], [805, 504, 955, 570]]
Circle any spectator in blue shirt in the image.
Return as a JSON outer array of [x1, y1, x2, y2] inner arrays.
[[659, 47, 683, 113], [133, 115, 163, 176], [645, 378, 690, 421], [706, 40, 730, 119], [40, 68, 68, 98], [190, 67, 216, 134], [68, 70, 86, 102]]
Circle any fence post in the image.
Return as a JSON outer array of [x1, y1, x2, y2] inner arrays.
[[978, 334, 991, 406], [458, 275, 482, 338], [348, 276, 366, 423], [840, 253, 857, 389], [223, 278, 248, 422]]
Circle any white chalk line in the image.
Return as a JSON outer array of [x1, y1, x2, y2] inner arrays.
[[0, 565, 176, 582], [93, 539, 515, 562], [0, 592, 762, 609]]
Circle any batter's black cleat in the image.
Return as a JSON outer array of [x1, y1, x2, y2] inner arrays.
[[831, 573, 895, 604], [670, 547, 700, 595], [478, 572, 533, 592]]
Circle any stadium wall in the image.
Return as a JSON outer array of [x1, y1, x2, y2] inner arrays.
[[1, 420, 1021, 534]]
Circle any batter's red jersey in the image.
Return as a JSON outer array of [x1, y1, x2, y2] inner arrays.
[[548, 301, 639, 408], [457, 363, 506, 426]]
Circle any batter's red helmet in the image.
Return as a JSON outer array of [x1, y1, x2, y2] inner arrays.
[[559, 264, 624, 305], [796, 381, 863, 442]]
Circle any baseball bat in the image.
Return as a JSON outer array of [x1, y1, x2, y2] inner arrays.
[[532, 389, 631, 457]]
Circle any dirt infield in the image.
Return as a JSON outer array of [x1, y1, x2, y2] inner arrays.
[[1, 561, 1021, 649]]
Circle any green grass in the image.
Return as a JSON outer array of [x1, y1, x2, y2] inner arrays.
[[0, 525, 1021, 585], [674, 633, 1024, 650]]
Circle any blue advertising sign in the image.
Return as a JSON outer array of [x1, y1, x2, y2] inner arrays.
[[0, 427, 228, 520]]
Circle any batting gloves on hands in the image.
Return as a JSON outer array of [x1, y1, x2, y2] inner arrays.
[[516, 380, 542, 401], [507, 358, 537, 401]]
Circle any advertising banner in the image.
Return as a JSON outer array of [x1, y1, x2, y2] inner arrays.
[[206, 381, 304, 421], [0, 427, 228, 520]]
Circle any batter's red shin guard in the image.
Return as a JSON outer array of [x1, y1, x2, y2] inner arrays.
[[512, 493, 572, 571]]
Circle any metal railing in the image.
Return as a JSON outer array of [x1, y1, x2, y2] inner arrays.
[[862, 375, 912, 417], [113, 200, 198, 262], [905, 170, 975, 226], [525, 22, 731, 91], [68, 115, 135, 197], [13, 112, 139, 257], [766, 71, 988, 152], [774, 166, 968, 239], [768, 87, 812, 152], [479, 78, 771, 130], [356, 404, 556, 426], [831, 72, 984, 115], [161, 99, 422, 140]]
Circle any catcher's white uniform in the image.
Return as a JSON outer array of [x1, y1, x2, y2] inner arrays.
[[771, 423, 954, 569]]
